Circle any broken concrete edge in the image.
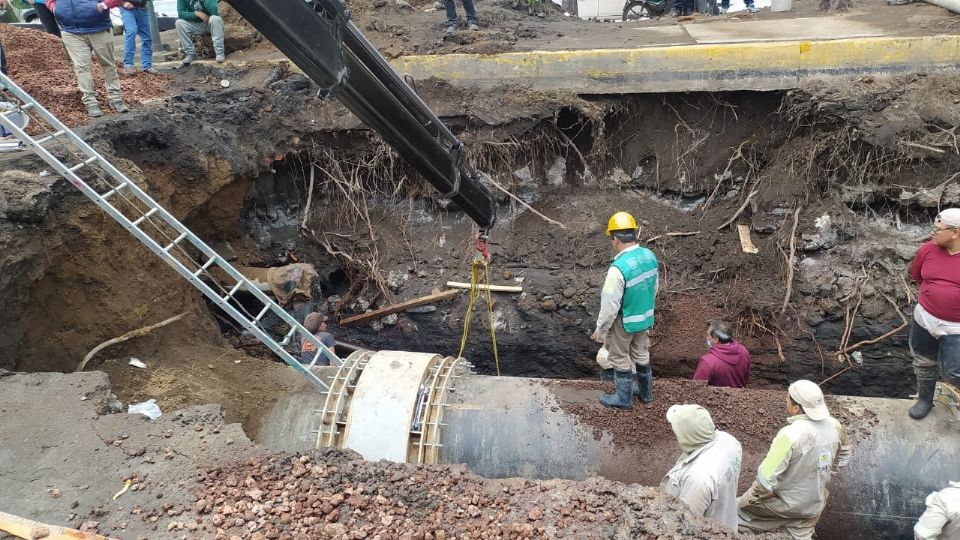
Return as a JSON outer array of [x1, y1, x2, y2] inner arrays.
[[391, 35, 960, 94]]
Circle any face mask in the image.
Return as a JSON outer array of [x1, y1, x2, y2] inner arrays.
[[706, 339, 713, 349]]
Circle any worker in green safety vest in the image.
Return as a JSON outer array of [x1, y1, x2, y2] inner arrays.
[[591, 211, 660, 409]]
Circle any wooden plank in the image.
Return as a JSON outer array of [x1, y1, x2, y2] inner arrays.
[[737, 224, 759, 254], [445, 281, 523, 293], [0, 510, 115, 540], [339, 289, 462, 325]]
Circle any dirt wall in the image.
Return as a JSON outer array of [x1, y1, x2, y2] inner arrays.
[[1, 71, 957, 402]]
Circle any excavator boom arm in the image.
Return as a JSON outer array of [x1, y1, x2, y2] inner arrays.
[[226, 0, 498, 230]]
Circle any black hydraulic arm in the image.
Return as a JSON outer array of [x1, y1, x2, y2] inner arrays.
[[226, 0, 497, 231]]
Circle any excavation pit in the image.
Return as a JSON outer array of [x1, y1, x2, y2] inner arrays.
[[1, 7, 960, 538]]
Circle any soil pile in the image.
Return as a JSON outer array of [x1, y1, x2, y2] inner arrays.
[[192, 450, 787, 539], [1, 25, 171, 127]]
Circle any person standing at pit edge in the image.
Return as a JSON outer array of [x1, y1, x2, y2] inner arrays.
[[47, 0, 128, 118], [120, 0, 158, 75], [591, 211, 659, 410], [738, 380, 852, 540], [907, 208, 960, 420], [444, 0, 479, 35]]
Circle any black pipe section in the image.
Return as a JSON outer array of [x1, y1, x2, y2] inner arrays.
[[226, 0, 498, 231]]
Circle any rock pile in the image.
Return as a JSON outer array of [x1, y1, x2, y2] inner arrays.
[[191, 448, 786, 539]]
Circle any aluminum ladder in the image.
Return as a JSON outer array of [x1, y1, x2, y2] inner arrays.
[[0, 73, 339, 391]]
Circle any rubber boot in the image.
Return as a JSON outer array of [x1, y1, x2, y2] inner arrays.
[[909, 369, 938, 420], [600, 370, 634, 409], [600, 368, 614, 382], [633, 363, 654, 404]]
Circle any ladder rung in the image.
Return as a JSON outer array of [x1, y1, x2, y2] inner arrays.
[[20, 103, 35, 111], [69, 156, 98, 173], [162, 232, 188, 252], [101, 182, 130, 200], [34, 130, 66, 146], [192, 256, 218, 277], [253, 305, 271, 322], [131, 207, 158, 227], [221, 281, 244, 303]]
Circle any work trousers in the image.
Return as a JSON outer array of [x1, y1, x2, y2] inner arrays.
[[910, 316, 960, 387], [62, 31, 122, 109], [604, 317, 650, 373], [121, 7, 153, 69], [1, 40, 7, 76], [176, 16, 225, 57], [445, 0, 477, 26], [34, 2, 62, 37], [738, 504, 821, 540]]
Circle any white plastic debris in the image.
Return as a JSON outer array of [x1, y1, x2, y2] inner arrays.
[[220, 79, 231, 88], [128, 358, 147, 369], [128, 399, 162, 420]]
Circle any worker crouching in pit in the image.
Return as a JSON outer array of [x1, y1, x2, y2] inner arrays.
[[661, 404, 743, 530], [300, 312, 335, 366], [590, 211, 659, 410], [738, 380, 852, 540], [907, 208, 960, 420]]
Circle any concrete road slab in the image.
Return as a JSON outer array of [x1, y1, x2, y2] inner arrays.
[[683, 17, 884, 43]]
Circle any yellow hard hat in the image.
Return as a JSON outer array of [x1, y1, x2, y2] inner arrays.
[[606, 211, 638, 236]]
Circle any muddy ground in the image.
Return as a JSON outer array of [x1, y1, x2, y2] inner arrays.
[[0, 370, 791, 539], [1, 58, 958, 425]]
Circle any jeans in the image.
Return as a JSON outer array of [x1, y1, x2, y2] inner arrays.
[[175, 16, 225, 57], [0, 41, 7, 76], [445, 0, 477, 26], [121, 7, 153, 69], [62, 31, 122, 108], [34, 2, 62, 37]]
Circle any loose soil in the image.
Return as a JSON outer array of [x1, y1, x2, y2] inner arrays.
[[2, 25, 172, 127], [0, 370, 789, 539]]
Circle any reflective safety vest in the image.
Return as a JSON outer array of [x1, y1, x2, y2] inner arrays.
[[612, 246, 658, 333]]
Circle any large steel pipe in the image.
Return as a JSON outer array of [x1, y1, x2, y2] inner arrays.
[[258, 351, 960, 539]]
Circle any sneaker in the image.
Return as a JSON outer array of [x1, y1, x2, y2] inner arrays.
[[445, 25, 456, 34], [110, 100, 128, 113], [719, 5, 728, 12], [181, 54, 195, 66], [215, 54, 225, 63], [468, 22, 480, 30], [123, 65, 136, 76], [87, 104, 103, 118], [745, 4, 758, 11], [143, 67, 160, 75]]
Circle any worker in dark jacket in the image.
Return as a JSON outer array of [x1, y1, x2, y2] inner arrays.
[[175, 0, 224, 65], [694, 319, 751, 388], [47, 0, 128, 117], [120, 0, 157, 75]]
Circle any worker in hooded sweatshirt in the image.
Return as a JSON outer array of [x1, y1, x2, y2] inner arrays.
[[590, 211, 659, 409], [915, 481, 960, 540], [693, 319, 751, 388], [738, 379, 852, 540], [661, 404, 743, 530], [906, 208, 960, 420]]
